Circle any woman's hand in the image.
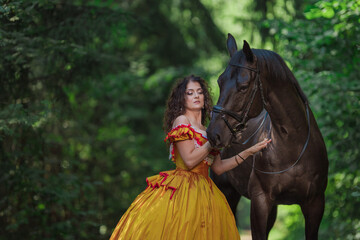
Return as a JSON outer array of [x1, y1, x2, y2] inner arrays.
[[211, 138, 271, 175], [246, 138, 271, 155], [203, 141, 212, 151]]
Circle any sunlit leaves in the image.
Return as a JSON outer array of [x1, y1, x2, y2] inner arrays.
[[305, 1, 335, 19]]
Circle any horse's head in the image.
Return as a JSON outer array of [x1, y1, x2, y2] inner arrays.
[[207, 34, 266, 148]]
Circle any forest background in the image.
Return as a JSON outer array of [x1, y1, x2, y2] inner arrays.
[[0, 0, 359, 239]]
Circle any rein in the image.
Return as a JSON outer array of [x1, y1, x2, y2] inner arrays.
[[242, 111, 268, 145], [212, 61, 311, 174], [248, 104, 311, 174]]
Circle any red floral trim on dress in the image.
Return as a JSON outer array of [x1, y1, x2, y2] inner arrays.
[[164, 124, 192, 142], [164, 124, 207, 145], [146, 172, 177, 200], [193, 133, 205, 148], [164, 124, 207, 163]]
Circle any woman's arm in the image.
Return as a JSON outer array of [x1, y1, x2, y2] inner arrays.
[[172, 115, 212, 169], [175, 140, 211, 169], [211, 138, 271, 175]]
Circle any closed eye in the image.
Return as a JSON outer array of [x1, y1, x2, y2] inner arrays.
[[237, 83, 249, 92]]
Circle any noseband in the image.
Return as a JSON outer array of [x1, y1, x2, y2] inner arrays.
[[212, 61, 266, 138]]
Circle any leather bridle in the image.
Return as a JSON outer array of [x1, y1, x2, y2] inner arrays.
[[212, 60, 312, 174], [212, 61, 266, 138]]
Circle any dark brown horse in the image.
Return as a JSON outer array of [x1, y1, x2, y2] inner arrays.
[[207, 34, 328, 240]]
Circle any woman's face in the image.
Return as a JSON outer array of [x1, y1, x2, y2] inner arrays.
[[184, 81, 204, 111]]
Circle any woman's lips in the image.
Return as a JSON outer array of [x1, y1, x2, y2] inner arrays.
[[194, 101, 200, 104]]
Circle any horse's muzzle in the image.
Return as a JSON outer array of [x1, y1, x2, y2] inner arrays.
[[206, 130, 226, 148]]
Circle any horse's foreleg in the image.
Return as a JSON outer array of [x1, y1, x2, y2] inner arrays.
[[266, 205, 277, 238], [250, 193, 273, 240], [227, 191, 241, 223], [211, 171, 241, 223], [300, 194, 325, 240]]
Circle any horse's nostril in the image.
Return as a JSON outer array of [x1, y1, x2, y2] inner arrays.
[[215, 134, 222, 146]]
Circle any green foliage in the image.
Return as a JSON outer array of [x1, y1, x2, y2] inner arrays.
[[0, 0, 225, 239]]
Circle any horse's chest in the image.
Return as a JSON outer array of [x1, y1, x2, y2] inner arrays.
[[249, 172, 310, 203]]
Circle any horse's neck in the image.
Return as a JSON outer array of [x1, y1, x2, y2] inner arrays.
[[265, 87, 308, 135]]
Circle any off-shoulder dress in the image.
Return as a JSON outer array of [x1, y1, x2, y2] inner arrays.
[[109, 124, 240, 240]]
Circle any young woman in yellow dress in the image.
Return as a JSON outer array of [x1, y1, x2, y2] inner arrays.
[[110, 75, 271, 240]]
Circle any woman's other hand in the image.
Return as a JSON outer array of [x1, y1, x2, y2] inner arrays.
[[246, 138, 271, 155]]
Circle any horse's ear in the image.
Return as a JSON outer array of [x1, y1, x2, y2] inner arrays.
[[227, 33, 237, 57], [243, 40, 254, 62]]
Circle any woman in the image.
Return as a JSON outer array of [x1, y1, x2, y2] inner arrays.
[[110, 75, 271, 240]]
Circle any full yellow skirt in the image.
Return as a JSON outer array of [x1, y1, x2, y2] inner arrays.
[[110, 168, 240, 240]]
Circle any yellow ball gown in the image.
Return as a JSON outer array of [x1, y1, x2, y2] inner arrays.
[[110, 124, 240, 240]]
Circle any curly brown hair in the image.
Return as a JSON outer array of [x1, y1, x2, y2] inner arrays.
[[163, 75, 213, 133]]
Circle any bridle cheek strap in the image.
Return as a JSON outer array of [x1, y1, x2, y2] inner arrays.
[[213, 62, 265, 138]]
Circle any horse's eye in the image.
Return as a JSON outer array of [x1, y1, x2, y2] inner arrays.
[[237, 84, 249, 92]]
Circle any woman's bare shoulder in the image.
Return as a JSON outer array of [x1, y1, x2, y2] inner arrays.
[[172, 115, 190, 128]]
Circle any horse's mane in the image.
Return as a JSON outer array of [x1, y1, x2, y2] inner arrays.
[[240, 49, 308, 104]]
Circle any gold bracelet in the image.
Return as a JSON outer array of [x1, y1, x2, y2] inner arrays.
[[238, 154, 245, 161], [235, 155, 241, 166]]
